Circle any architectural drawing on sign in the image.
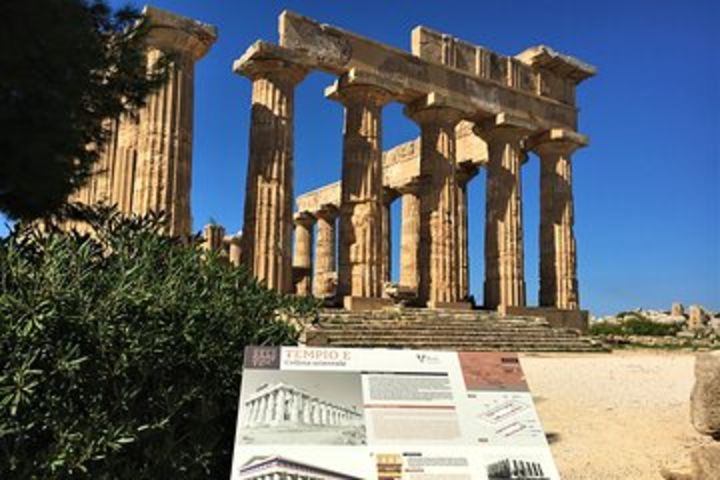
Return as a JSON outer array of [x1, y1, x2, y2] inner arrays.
[[238, 371, 366, 445], [241, 382, 363, 428], [469, 393, 545, 446], [238, 455, 364, 480], [486, 458, 549, 480]]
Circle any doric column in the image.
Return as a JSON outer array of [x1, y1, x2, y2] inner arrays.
[[303, 396, 311, 424], [234, 55, 307, 293], [405, 103, 466, 307], [313, 206, 338, 299], [528, 129, 587, 310], [202, 223, 225, 252], [229, 234, 242, 267], [380, 189, 396, 290], [292, 212, 315, 296], [398, 181, 422, 292], [132, 8, 217, 236], [456, 167, 478, 302], [274, 388, 285, 424], [290, 392, 300, 424], [475, 114, 535, 310], [327, 78, 393, 303]]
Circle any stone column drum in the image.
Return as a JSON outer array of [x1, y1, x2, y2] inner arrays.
[[235, 57, 307, 292], [406, 105, 465, 308], [528, 129, 586, 310], [327, 80, 393, 305], [313, 206, 338, 299], [399, 181, 421, 293], [292, 212, 315, 296], [132, 7, 217, 236], [476, 114, 532, 310]]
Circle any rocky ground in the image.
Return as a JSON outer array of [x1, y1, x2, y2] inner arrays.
[[521, 351, 713, 480]]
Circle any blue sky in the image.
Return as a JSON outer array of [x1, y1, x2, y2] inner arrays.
[[4, 0, 718, 315]]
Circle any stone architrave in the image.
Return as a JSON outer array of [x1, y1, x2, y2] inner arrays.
[[292, 212, 315, 296], [406, 99, 467, 308], [234, 53, 307, 293], [313, 206, 339, 299], [527, 129, 587, 310], [475, 114, 534, 310], [132, 7, 217, 237], [326, 76, 394, 305]]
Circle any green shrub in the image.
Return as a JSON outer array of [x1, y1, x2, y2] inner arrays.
[[0, 207, 319, 478], [591, 317, 681, 337]]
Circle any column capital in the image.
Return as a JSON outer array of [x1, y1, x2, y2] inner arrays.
[[396, 177, 425, 196], [315, 204, 339, 221], [526, 128, 589, 156], [233, 42, 308, 84], [457, 164, 480, 186], [473, 112, 537, 143], [293, 211, 316, 228], [325, 69, 396, 106], [143, 6, 217, 60], [382, 187, 400, 205], [404, 92, 467, 127]]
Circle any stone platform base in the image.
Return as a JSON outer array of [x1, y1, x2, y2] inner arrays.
[[343, 296, 393, 311], [426, 300, 473, 310], [500, 306, 589, 333]]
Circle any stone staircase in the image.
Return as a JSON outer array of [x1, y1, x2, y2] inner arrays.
[[304, 308, 607, 352]]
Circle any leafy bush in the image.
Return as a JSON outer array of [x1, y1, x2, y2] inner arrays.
[[591, 316, 681, 337], [0, 208, 318, 478]]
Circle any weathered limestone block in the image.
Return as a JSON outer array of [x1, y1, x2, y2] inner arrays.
[[406, 100, 465, 307], [234, 52, 307, 293], [475, 114, 534, 309], [672, 302, 686, 317], [661, 444, 720, 480], [691, 351, 720, 439], [527, 128, 587, 310], [689, 305, 709, 331], [292, 212, 315, 296], [328, 78, 393, 301]]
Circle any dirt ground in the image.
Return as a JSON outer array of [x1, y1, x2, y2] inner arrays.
[[520, 351, 713, 480]]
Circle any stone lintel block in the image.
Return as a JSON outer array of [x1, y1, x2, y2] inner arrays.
[[295, 181, 341, 216], [515, 45, 597, 84], [406, 91, 477, 121], [277, 10, 577, 129], [142, 6, 217, 59], [343, 296, 394, 311], [427, 301, 473, 311], [526, 128, 589, 153]]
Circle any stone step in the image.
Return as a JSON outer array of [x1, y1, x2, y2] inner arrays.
[[322, 341, 603, 352]]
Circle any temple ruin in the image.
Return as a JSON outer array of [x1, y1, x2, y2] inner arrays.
[[70, 6, 597, 330], [233, 12, 595, 316]]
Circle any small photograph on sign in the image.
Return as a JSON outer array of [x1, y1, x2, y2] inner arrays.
[[233, 446, 374, 480], [481, 447, 559, 480], [237, 369, 366, 445]]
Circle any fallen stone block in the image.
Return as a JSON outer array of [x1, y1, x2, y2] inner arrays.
[[691, 351, 720, 439]]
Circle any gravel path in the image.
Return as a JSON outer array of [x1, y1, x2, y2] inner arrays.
[[520, 351, 711, 480]]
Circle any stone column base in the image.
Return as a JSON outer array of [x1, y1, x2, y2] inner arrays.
[[500, 306, 589, 333], [427, 301, 473, 310], [343, 296, 394, 311]]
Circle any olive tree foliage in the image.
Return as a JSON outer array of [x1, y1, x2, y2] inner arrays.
[[0, 207, 319, 478], [0, 0, 168, 221]]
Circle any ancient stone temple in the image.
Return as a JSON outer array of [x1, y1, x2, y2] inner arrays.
[[68, 6, 217, 237], [234, 12, 595, 318]]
